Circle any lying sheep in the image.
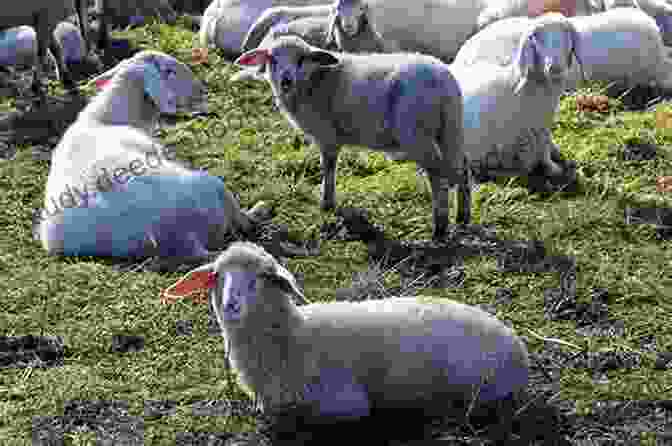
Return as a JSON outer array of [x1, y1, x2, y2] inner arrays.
[[39, 50, 255, 261], [242, 0, 395, 53], [477, 0, 597, 30], [1, 1, 88, 99], [162, 241, 530, 423], [454, 8, 672, 94], [0, 23, 101, 84], [240, 4, 334, 53], [233, 0, 397, 83], [233, 36, 468, 239], [602, 0, 672, 45], [198, 0, 333, 59], [448, 12, 582, 222]]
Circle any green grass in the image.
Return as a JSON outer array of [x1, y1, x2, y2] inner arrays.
[[1, 18, 672, 444]]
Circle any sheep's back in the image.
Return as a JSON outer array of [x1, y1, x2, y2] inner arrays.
[[452, 16, 531, 68], [566, 8, 664, 87], [295, 297, 529, 407]]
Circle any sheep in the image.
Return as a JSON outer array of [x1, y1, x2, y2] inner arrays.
[[232, 0, 397, 83], [197, 0, 333, 59], [161, 241, 530, 424], [39, 50, 256, 261], [1, 1, 89, 100], [445, 13, 583, 222], [601, 0, 672, 45], [477, 0, 599, 30], [240, 4, 334, 53], [233, 36, 468, 239], [454, 8, 672, 94], [0, 22, 102, 84]]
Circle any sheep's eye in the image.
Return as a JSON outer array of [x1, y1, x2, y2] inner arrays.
[[280, 73, 293, 93]]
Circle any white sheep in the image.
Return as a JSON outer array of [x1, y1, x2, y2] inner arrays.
[[242, 0, 396, 52], [600, 0, 672, 45], [448, 12, 583, 221], [240, 4, 334, 53], [39, 50, 254, 260], [477, 0, 598, 30], [161, 241, 530, 421], [1, 1, 89, 99], [454, 8, 672, 93], [233, 35, 468, 239], [198, 0, 333, 58], [232, 0, 397, 83]]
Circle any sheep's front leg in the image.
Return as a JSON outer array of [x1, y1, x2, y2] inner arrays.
[[319, 145, 341, 210], [31, 11, 49, 103], [456, 165, 472, 225], [48, 40, 75, 91]]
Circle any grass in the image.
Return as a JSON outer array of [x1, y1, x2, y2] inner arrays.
[[1, 17, 672, 444]]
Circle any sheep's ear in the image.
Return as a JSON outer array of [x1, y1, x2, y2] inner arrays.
[[325, 9, 339, 46], [304, 49, 340, 69], [272, 264, 309, 305], [88, 65, 118, 89], [235, 48, 272, 67], [513, 35, 535, 95], [160, 263, 217, 305], [242, 13, 279, 52], [229, 67, 266, 83], [569, 26, 585, 82]]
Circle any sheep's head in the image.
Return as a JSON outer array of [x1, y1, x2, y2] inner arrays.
[[160, 242, 308, 328], [234, 37, 340, 113], [328, 0, 370, 42], [89, 50, 208, 115], [513, 13, 583, 95]]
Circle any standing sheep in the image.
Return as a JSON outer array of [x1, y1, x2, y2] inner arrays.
[[198, 0, 333, 59], [233, 0, 396, 83], [233, 36, 468, 239], [39, 50, 254, 261], [0, 22, 101, 84], [448, 12, 583, 222], [161, 242, 530, 425], [1, 1, 89, 100]]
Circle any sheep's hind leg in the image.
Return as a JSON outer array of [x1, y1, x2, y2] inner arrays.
[[426, 168, 455, 241], [31, 11, 49, 105], [319, 145, 341, 210]]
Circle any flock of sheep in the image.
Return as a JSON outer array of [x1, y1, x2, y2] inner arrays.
[[4, 0, 672, 435]]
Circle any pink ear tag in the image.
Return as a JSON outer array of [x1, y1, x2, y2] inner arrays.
[[235, 48, 271, 67], [95, 78, 111, 89], [160, 270, 218, 305]]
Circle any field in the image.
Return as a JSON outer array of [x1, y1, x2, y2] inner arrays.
[[1, 17, 671, 445]]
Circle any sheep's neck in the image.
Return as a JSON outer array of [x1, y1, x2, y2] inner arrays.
[[229, 306, 305, 407], [86, 77, 159, 134]]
